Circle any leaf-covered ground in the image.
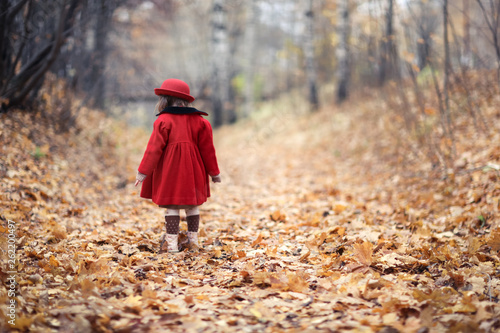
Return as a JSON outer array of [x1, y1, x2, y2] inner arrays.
[[1, 93, 499, 332]]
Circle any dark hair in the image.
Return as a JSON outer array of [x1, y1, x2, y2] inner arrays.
[[155, 95, 189, 113]]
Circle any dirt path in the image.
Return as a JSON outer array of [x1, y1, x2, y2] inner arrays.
[[1, 104, 499, 332]]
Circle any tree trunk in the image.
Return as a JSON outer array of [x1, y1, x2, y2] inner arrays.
[[1, 0, 81, 110], [443, 0, 455, 157], [243, 0, 258, 117], [336, 0, 350, 104], [462, 0, 472, 68], [443, 0, 451, 135], [379, 0, 395, 85], [476, 0, 500, 86], [211, 0, 232, 127], [304, 0, 319, 111], [91, 0, 113, 110], [0, 0, 9, 84], [285, 8, 297, 93]]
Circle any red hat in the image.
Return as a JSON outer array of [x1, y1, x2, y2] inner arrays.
[[154, 78, 195, 103]]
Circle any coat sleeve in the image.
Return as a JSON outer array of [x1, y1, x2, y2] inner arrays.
[[138, 118, 168, 176], [198, 119, 220, 176]]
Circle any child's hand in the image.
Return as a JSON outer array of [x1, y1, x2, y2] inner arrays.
[[211, 174, 221, 183], [135, 171, 147, 187]]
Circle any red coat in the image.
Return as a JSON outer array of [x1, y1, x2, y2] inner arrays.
[[138, 107, 220, 206]]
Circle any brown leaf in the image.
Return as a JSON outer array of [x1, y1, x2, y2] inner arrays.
[[332, 202, 348, 214], [287, 272, 309, 293], [51, 225, 67, 240], [270, 210, 286, 222], [353, 241, 373, 266], [251, 233, 263, 248], [487, 228, 500, 252]]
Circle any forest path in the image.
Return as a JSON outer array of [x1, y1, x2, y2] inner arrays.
[[1, 101, 499, 332]]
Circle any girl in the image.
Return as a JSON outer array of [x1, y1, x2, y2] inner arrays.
[[135, 78, 221, 253]]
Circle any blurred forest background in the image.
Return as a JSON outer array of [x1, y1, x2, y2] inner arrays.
[[1, 0, 499, 168]]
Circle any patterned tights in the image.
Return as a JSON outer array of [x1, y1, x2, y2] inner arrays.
[[165, 207, 200, 234]]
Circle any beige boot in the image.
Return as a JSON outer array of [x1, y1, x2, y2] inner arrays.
[[162, 215, 180, 253], [187, 231, 199, 251], [166, 234, 179, 253]]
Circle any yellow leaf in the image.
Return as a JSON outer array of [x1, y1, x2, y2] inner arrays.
[[196, 294, 210, 301], [49, 255, 60, 267], [353, 241, 373, 266], [448, 302, 477, 314], [124, 294, 143, 312], [270, 210, 286, 222], [12, 314, 35, 330], [287, 272, 309, 293], [251, 234, 263, 248], [382, 312, 398, 325], [249, 307, 262, 319], [299, 250, 310, 263], [333, 203, 347, 214]]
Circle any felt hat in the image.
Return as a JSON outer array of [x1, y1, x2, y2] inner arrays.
[[154, 78, 195, 103]]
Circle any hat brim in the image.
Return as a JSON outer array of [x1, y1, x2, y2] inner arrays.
[[154, 88, 195, 103]]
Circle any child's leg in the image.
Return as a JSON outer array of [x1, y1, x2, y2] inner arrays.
[[164, 208, 180, 253], [185, 206, 200, 247]]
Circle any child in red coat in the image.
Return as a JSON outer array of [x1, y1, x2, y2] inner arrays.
[[135, 79, 221, 253]]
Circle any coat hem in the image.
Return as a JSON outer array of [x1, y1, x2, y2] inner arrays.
[[140, 195, 209, 206]]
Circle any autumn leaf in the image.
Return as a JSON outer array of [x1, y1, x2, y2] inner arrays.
[[332, 202, 348, 214], [51, 225, 67, 240], [286, 272, 309, 293], [79, 278, 98, 298], [487, 228, 500, 252], [251, 233, 263, 248], [270, 210, 286, 222], [353, 241, 373, 266], [49, 255, 60, 267]]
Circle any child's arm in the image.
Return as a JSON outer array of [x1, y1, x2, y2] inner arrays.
[[211, 174, 221, 183], [137, 119, 168, 181], [198, 119, 220, 180], [134, 172, 146, 187]]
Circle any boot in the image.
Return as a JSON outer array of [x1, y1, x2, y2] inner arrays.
[[166, 234, 179, 253], [187, 231, 199, 250], [159, 215, 180, 253]]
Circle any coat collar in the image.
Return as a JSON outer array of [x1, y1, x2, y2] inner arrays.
[[156, 106, 208, 116]]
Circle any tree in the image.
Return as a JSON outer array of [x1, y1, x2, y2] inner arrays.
[[211, 0, 234, 127], [462, 0, 472, 68], [336, 0, 350, 104], [409, 0, 439, 70], [90, 0, 119, 110], [0, 0, 80, 110], [304, 0, 319, 111], [443, 0, 454, 153], [476, 0, 500, 85], [0, 0, 129, 112], [379, 0, 397, 85], [243, 0, 259, 117]]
